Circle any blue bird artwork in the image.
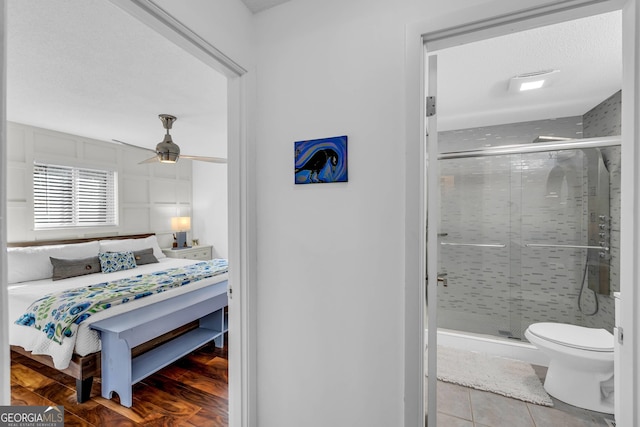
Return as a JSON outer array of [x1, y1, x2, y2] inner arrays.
[[294, 135, 348, 184]]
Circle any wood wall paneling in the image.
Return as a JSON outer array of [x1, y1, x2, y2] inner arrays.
[[6, 121, 193, 243]]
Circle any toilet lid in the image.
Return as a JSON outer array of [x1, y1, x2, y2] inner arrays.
[[527, 322, 614, 352]]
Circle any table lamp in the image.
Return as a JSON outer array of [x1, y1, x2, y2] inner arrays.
[[171, 216, 191, 249]]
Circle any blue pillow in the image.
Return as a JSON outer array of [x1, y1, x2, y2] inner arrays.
[[98, 251, 137, 273]]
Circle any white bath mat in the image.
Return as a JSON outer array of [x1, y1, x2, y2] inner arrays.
[[425, 345, 554, 407]]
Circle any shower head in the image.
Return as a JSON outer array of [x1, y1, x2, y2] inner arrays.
[[546, 165, 566, 198], [533, 136, 575, 143]]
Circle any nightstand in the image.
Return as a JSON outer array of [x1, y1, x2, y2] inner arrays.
[[162, 245, 213, 261]]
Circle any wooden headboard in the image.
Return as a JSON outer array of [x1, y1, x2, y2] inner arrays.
[[7, 233, 155, 248]]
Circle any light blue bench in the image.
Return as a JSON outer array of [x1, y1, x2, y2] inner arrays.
[[90, 281, 228, 407]]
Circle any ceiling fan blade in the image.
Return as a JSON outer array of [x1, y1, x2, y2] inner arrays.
[[112, 139, 156, 154], [179, 154, 228, 164], [139, 156, 160, 164]]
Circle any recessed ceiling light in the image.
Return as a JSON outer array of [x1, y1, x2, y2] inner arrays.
[[520, 80, 545, 91], [508, 70, 560, 93]]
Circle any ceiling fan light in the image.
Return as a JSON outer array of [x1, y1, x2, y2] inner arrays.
[[158, 152, 179, 163], [156, 136, 180, 163]]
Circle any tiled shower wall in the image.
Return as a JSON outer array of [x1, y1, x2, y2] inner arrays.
[[436, 92, 621, 339], [583, 91, 622, 330]]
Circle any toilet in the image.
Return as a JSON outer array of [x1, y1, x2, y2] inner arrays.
[[524, 322, 614, 414]]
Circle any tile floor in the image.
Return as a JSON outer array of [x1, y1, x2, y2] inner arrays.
[[427, 366, 615, 427]]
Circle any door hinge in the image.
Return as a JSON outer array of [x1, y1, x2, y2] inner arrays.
[[228, 285, 233, 299], [426, 96, 436, 117], [617, 327, 623, 344]]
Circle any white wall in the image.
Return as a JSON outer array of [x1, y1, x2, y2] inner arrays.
[[193, 162, 228, 258], [251, 1, 478, 425], [5, 121, 196, 248]]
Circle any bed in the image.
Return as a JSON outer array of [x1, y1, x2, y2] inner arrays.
[[7, 233, 229, 403]]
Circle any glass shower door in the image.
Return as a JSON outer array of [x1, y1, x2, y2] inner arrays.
[[518, 146, 619, 336], [437, 144, 619, 340], [437, 154, 519, 337]]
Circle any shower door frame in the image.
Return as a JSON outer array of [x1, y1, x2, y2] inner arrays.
[[404, 2, 640, 427], [437, 136, 621, 338]]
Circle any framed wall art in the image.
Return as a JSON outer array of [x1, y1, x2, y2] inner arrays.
[[294, 135, 348, 184]]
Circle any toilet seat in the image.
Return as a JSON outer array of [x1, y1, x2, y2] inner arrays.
[[527, 322, 613, 352]]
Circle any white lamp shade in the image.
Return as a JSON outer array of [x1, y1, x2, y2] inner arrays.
[[171, 216, 191, 231]]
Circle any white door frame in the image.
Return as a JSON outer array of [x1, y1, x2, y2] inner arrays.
[[104, 3, 256, 426], [404, 1, 639, 426], [1, 0, 10, 406], [0, 1, 258, 426]]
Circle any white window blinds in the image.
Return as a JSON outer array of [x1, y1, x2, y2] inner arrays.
[[34, 163, 117, 228]]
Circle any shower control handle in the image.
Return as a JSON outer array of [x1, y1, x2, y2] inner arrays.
[[427, 273, 449, 287], [437, 273, 448, 287]]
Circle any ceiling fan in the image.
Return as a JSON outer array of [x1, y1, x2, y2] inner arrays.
[[113, 114, 227, 164]]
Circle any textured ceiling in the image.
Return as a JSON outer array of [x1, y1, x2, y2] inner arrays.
[[6, 2, 621, 157], [7, 0, 228, 158], [436, 10, 621, 132]]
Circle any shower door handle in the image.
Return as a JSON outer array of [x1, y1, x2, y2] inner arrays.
[[440, 242, 506, 248], [525, 243, 610, 251]]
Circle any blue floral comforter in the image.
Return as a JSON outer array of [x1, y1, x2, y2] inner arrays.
[[15, 259, 228, 344]]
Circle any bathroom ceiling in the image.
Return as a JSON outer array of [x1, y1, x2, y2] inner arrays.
[[6, 2, 621, 153], [435, 10, 622, 132]]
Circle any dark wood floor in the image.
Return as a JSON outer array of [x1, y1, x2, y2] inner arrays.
[[10, 339, 229, 426]]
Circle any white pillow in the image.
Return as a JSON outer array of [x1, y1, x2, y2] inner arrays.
[[98, 235, 165, 260], [7, 241, 100, 284]]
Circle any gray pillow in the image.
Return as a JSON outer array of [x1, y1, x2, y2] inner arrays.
[[50, 256, 101, 281], [132, 248, 159, 265]]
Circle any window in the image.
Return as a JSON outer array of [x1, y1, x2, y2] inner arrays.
[[33, 163, 117, 229]]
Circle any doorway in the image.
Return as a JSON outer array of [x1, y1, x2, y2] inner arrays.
[[407, 1, 639, 426], [0, 0, 251, 424]]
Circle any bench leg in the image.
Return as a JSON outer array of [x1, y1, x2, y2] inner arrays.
[[100, 332, 133, 407], [76, 377, 93, 403], [201, 308, 225, 348], [214, 335, 224, 348]]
